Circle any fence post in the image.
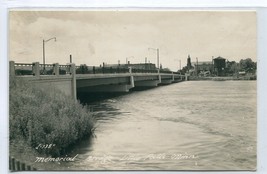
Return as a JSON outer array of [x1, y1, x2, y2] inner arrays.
[[70, 64, 77, 100], [11, 157, 15, 171], [9, 61, 15, 77], [53, 63, 59, 76], [26, 165, 31, 170], [21, 163, 26, 171], [16, 160, 20, 170], [9, 157, 11, 170], [32, 62, 40, 77]]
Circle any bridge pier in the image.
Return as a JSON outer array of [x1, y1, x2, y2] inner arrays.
[[70, 64, 77, 99], [129, 67, 135, 88], [158, 69, 162, 84]]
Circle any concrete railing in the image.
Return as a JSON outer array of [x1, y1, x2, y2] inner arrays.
[[10, 61, 182, 76], [10, 61, 75, 77]]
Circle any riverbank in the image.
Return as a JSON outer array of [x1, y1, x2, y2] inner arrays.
[[188, 75, 256, 81], [9, 77, 95, 170]]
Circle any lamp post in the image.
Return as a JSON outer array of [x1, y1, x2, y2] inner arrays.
[[126, 56, 134, 64], [196, 57, 198, 76], [43, 37, 56, 72], [148, 47, 159, 69]]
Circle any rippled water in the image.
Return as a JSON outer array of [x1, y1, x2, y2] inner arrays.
[[61, 81, 257, 170]]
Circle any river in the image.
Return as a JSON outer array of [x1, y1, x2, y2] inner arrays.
[[60, 81, 257, 170]]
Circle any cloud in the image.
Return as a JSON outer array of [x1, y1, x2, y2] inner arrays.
[[9, 11, 256, 70]]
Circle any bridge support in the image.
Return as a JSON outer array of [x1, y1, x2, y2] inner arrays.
[[70, 64, 77, 99], [129, 67, 135, 88], [158, 69, 162, 83]]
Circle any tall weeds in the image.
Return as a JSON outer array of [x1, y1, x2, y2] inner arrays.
[[9, 77, 95, 156]]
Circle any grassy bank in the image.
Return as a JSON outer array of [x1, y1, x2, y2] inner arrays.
[[9, 77, 95, 158]]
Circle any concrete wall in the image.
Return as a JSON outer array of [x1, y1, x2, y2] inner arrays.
[[17, 76, 75, 98], [32, 78, 73, 97]]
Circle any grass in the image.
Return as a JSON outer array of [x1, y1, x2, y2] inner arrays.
[[9, 77, 95, 157]]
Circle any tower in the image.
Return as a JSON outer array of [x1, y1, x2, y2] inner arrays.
[[187, 54, 192, 69]]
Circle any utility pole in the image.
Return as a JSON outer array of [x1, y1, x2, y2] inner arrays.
[[212, 56, 215, 74], [42, 37, 56, 72], [157, 48, 159, 69], [148, 47, 160, 69], [196, 57, 198, 76]]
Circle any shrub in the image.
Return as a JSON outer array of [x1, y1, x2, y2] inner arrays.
[[9, 77, 95, 156]]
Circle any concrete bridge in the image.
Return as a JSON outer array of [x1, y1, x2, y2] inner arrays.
[[10, 61, 186, 99]]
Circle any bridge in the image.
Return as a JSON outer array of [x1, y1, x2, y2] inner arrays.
[[10, 61, 187, 99]]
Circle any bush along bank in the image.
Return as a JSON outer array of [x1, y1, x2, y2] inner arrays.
[[9, 77, 95, 157]]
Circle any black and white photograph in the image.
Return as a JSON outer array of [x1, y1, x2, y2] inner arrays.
[[8, 10, 257, 171]]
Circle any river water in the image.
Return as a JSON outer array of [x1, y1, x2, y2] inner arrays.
[[61, 81, 257, 170]]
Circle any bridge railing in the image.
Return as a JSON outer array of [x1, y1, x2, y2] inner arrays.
[[75, 65, 131, 74], [13, 63, 33, 75], [10, 61, 75, 77], [10, 61, 182, 76], [74, 64, 176, 74]]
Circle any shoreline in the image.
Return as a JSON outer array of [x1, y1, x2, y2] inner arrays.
[[9, 77, 95, 171], [188, 76, 256, 81]]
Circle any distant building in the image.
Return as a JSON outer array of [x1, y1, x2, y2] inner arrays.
[[187, 55, 192, 69], [213, 56, 226, 76], [192, 61, 213, 76], [106, 63, 157, 70]]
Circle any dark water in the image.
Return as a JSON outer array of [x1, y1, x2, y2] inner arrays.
[[61, 81, 257, 170]]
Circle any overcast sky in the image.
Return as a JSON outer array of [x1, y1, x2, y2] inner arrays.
[[9, 10, 256, 71]]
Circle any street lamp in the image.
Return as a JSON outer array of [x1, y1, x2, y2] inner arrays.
[[126, 56, 134, 64], [196, 57, 198, 76], [43, 37, 56, 72], [148, 47, 159, 69]]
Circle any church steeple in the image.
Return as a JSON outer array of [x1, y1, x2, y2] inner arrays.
[[187, 54, 192, 69]]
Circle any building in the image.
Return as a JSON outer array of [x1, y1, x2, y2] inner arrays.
[[213, 56, 226, 76], [106, 63, 157, 70], [187, 55, 192, 69], [192, 61, 213, 76]]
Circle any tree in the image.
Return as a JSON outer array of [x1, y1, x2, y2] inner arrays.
[[226, 61, 238, 74], [239, 58, 255, 72]]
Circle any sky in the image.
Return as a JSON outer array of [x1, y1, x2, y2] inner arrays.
[[9, 10, 257, 71]]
